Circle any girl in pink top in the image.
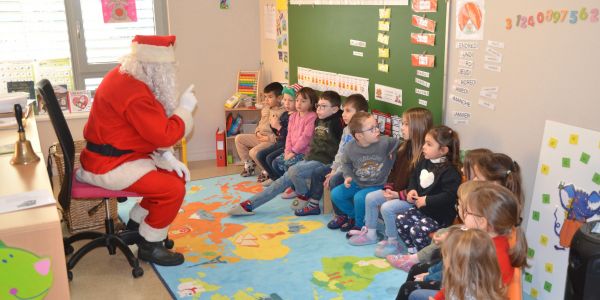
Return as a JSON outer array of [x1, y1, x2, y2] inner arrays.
[[272, 87, 318, 177]]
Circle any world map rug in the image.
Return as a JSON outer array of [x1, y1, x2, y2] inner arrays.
[[120, 175, 407, 299]]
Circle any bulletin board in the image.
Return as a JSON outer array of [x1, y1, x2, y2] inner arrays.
[[288, 3, 449, 124]]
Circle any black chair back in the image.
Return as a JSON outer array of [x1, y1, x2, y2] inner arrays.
[[37, 79, 74, 210]]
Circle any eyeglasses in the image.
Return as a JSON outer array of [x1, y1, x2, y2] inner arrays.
[[455, 202, 484, 218], [357, 126, 380, 134], [315, 104, 332, 109]]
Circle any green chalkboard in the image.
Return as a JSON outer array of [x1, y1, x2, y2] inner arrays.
[[289, 4, 448, 124]]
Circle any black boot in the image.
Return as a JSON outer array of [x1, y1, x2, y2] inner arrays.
[[126, 219, 140, 231], [137, 238, 184, 266]]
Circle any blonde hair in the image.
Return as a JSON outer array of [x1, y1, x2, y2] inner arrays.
[[465, 182, 529, 268], [462, 148, 493, 180], [399, 107, 433, 169], [442, 226, 506, 300], [457, 180, 484, 205]]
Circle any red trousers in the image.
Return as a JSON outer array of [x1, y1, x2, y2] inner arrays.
[[125, 169, 186, 229]]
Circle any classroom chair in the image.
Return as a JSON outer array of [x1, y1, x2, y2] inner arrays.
[[37, 79, 145, 280]]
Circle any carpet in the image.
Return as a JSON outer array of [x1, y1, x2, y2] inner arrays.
[[120, 175, 406, 299]]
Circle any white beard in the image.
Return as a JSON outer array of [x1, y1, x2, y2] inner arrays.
[[119, 55, 178, 116]]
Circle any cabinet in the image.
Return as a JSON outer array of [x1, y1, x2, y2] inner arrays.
[[224, 107, 261, 165]]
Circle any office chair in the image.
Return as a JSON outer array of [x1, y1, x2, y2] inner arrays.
[[37, 79, 144, 280]]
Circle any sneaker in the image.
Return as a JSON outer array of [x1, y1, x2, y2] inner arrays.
[[281, 187, 297, 199], [295, 205, 320, 216], [374, 240, 403, 258], [386, 254, 417, 272], [339, 218, 356, 232], [346, 227, 365, 239], [290, 198, 308, 210], [257, 172, 268, 183], [226, 204, 255, 216], [240, 168, 255, 177], [261, 179, 273, 187], [241, 160, 256, 177], [348, 228, 378, 246], [327, 215, 349, 230]]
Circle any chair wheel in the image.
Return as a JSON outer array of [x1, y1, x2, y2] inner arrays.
[[164, 238, 174, 249], [132, 267, 144, 278], [67, 271, 73, 281], [64, 244, 74, 255]]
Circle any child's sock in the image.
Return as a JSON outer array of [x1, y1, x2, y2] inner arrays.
[[240, 200, 253, 212], [366, 228, 377, 240], [307, 198, 319, 208]]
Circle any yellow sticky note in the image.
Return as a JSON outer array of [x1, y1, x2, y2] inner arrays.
[[569, 134, 579, 145], [378, 33, 389, 45], [378, 21, 390, 32], [541, 164, 549, 175], [540, 234, 548, 246], [545, 262, 554, 273], [276, 0, 287, 11], [378, 48, 390, 58], [378, 63, 389, 73], [548, 137, 558, 149], [379, 8, 391, 19], [531, 288, 539, 298]]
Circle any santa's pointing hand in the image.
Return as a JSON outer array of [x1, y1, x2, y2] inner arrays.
[[179, 84, 197, 112]]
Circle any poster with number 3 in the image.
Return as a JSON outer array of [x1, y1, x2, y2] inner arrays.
[[456, 0, 485, 40]]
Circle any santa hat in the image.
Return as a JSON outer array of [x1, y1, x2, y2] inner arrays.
[[130, 35, 176, 63]]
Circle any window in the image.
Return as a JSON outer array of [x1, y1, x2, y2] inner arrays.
[[0, 0, 167, 94]]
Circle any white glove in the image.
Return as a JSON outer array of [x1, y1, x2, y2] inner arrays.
[[179, 84, 198, 112], [150, 151, 190, 182]]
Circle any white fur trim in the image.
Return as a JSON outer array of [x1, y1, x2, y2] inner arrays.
[[129, 203, 149, 224], [173, 106, 193, 137], [131, 43, 175, 63], [76, 159, 156, 190], [139, 220, 169, 242]]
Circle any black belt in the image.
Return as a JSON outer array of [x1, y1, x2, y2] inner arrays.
[[86, 142, 133, 157]]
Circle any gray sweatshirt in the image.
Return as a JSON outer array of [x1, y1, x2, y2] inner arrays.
[[340, 135, 400, 187]]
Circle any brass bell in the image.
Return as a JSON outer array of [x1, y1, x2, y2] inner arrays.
[[10, 104, 40, 165]]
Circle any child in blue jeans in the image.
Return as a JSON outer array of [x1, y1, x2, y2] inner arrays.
[[331, 112, 400, 232]]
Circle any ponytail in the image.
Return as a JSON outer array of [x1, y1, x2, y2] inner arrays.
[[509, 226, 529, 268]]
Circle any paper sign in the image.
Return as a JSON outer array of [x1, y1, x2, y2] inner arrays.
[[486, 47, 502, 58], [480, 90, 498, 99], [478, 99, 496, 110], [456, 0, 485, 40], [101, 0, 137, 23], [480, 86, 499, 92], [415, 78, 431, 88], [488, 40, 505, 48], [458, 59, 473, 68], [264, 5, 276, 40], [416, 70, 430, 78], [379, 8, 391, 19], [458, 68, 472, 77], [350, 39, 366, 47], [412, 15, 436, 32], [0, 189, 56, 214], [453, 85, 470, 94], [374, 83, 402, 106], [456, 41, 479, 49], [378, 48, 390, 58], [459, 51, 475, 59], [485, 54, 503, 63], [484, 64, 502, 72], [378, 21, 390, 32], [418, 99, 428, 106], [453, 111, 471, 120], [377, 33, 390, 45], [449, 94, 471, 108], [411, 54, 435, 68], [412, 0, 437, 13], [411, 33, 436, 46], [456, 78, 477, 87], [415, 88, 429, 96], [378, 63, 389, 73], [353, 51, 364, 57]]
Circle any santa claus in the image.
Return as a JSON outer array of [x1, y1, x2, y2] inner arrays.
[[76, 35, 197, 266]]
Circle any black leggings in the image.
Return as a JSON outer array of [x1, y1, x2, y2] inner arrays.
[[396, 262, 441, 300]]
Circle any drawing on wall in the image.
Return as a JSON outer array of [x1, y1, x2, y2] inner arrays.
[[456, 0, 485, 40], [220, 0, 230, 9], [101, 0, 137, 23], [0, 241, 53, 300], [524, 120, 600, 299]]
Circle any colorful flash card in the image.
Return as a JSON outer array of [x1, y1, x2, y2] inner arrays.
[[374, 84, 402, 106], [379, 8, 391, 19], [412, 0, 437, 13], [411, 54, 435, 68], [378, 48, 390, 58], [410, 33, 436, 46], [377, 33, 390, 45], [378, 21, 390, 32], [412, 15, 436, 32], [378, 63, 389, 73]]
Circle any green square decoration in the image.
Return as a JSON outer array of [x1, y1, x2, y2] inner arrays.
[[542, 194, 550, 204], [528, 247, 535, 258], [544, 281, 553, 292], [532, 210, 540, 221], [525, 272, 533, 283], [580, 152, 590, 164], [562, 157, 571, 168], [593, 172, 600, 185]]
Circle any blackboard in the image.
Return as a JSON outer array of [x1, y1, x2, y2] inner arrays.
[[289, 3, 448, 124]]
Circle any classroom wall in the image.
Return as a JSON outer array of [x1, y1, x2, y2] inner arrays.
[[444, 0, 600, 228], [259, 0, 289, 87], [168, 0, 261, 161]]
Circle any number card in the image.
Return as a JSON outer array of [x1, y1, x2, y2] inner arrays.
[[410, 33, 436, 46], [412, 0, 437, 13], [412, 15, 436, 32], [411, 54, 435, 68]]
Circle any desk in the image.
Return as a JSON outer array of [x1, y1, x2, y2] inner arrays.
[[0, 117, 70, 299]]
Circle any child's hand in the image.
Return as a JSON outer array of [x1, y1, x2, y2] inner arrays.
[[284, 152, 295, 160], [414, 272, 429, 282], [383, 189, 399, 200], [406, 190, 418, 203], [324, 171, 333, 189], [415, 196, 427, 208], [256, 132, 269, 142], [344, 177, 352, 188], [432, 231, 449, 245]]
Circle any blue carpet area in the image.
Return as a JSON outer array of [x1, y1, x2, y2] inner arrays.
[[119, 175, 406, 299]]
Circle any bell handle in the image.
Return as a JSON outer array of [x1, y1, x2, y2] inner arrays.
[[14, 104, 24, 133]]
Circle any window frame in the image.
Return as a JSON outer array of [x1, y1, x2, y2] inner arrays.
[[63, 0, 169, 90]]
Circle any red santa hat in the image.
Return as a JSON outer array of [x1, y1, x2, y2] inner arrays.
[[130, 35, 176, 63]]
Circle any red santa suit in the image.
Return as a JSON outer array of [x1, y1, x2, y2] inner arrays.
[[76, 35, 194, 242]]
